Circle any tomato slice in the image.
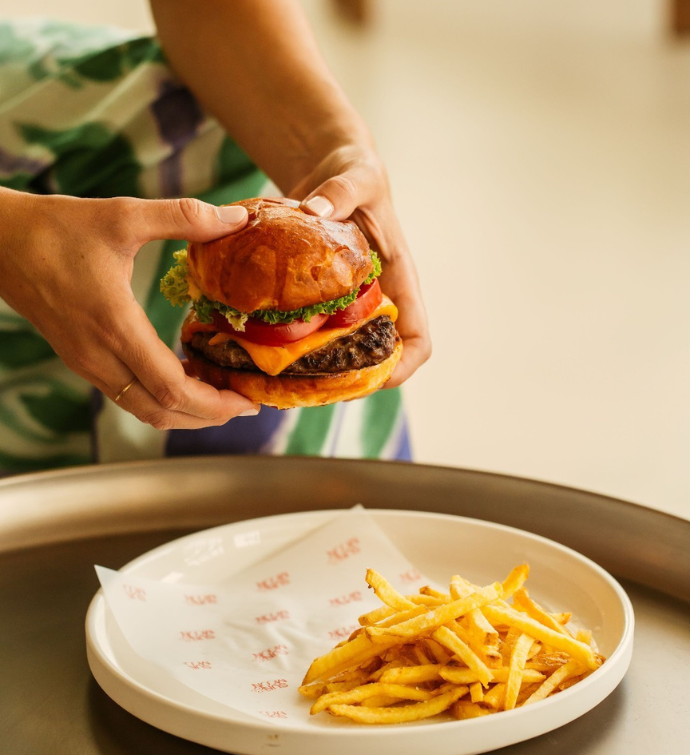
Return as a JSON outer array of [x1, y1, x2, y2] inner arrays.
[[210, 310, 328, 346], [326, 278, 383, 328], [183, 278, 383, 347]]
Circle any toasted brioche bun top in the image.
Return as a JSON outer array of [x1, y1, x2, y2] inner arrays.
[[186, 197, 373, 313]]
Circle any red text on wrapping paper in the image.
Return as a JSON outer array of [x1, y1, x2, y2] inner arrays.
[[327, 537, 361, 563], [399, 569, 422, 584], [256, 572, 290, 591], [252, 678, 289, 693], [253, 644, 289, 662], [184, 661, 212, 670], [329, 590, 363, 607], [184, 593, 218, 606], [256, 610, 290, 624], [123, 584, 146, 601], [179, 629, 215, 641], [328, 624, 360, 641]]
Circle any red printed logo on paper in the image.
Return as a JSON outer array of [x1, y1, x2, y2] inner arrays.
[[253, 644, 289, 662], [260, 710, 287, 719], [327, 537, 361, 564], [329, 590, 363, 607], [399, 569, 422, 584], [184, 593, 218, 606], [184, 660, 212, 670], [179, 629, 215, 642], [328, 623, 359, 641], [251, 678, 289, 693], [255, 610, 290, 625], [123, 584, 146, 601], [256, 572, 290, 591]]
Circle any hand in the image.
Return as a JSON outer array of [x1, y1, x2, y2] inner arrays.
[[0, 189, 260, 429], [291, 145, 432, 388]]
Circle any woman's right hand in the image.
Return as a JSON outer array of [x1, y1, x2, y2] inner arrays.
[[0, 188, 260, 429]]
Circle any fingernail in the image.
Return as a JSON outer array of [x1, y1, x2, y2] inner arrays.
[[304, 195, 334, 218], [216, 205, 247, 224], [239, 406, 261, 417]]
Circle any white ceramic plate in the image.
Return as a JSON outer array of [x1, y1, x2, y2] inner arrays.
[[86, 509, 634, 755]]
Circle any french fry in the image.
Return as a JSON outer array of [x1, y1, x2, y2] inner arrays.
[[470, 682, 484, 703], [440, 666, 545, 686], [452, 700, 493, 719], [410, 594, 449, 606], [526, 651, 570, 673], [451, 621, 474, 646], [419, 585, 450, 600], [360, 695, 403, 707], [465, 607, 500, 647], [482, 683, 506, 709], [450, 574, 474, 599], [366, 569, 416, 611], [523, 659, 583, 705], [360, 594, 448, 626], [482, 645, 504, 667], [311, 682, 437, 715], [375, 605, 428, 628], [303, 663, 378, 696], [513, 588, 573, 637], [558, 672, 589, 692], [298, 681, 327, 699], [504, 633, 533, 710], [359, 604, 395, 626], [482, 605, 599, 670], [459, 611, 501, 669], [328, 686, 469, 724], [424, 637, 453, 664], [328, 680, 367, 694], [432, 626, 494, 687], [302, 563, 605, 724], [367, 584, 503, 640], [502, 564, 530, 598], [413, 644, 433, 665], [368, 659, 404, 681], [516, 681, 543, 706], [303, 632, 399, 684], [379, 663, 443, 684], [499, 626, 522, 664]]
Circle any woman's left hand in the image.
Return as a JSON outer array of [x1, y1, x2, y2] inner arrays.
[[291, 144, 431, 389]]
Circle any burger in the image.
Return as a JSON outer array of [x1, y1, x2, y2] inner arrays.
[[160, 197, 402, 409]]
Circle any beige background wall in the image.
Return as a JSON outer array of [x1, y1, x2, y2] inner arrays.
[[3, 1, 689, 521]]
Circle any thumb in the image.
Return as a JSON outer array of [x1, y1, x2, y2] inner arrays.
[[300, 165, 375, 222], [133, 198, 248, 244]]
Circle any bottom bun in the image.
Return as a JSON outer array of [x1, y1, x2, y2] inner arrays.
[[183, 339, 403, 410]]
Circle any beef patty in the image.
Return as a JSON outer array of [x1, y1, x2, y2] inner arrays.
[[188, 316, 398, 374]]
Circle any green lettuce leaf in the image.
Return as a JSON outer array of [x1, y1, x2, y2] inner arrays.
[[159, 249, 190, 307]]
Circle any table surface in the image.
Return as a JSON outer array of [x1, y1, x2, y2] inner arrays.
[[1, 456, 688, 755]]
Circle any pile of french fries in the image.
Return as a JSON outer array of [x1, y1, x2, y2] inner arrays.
[[299, 564, 604, 724]]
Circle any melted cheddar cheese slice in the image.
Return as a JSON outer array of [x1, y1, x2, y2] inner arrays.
[[209, 296, 398, 376]]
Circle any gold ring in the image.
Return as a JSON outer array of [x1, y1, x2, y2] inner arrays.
[[114, 377, 138, 403]]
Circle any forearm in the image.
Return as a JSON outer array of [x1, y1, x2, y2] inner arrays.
[[149, 0, 373, 193], [0, 188, 40, 293]]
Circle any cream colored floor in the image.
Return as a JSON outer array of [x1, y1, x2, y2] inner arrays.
[[5, 1, 690, 520]]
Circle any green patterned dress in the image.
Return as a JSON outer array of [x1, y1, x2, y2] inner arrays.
[[0, 19, 410, 474]]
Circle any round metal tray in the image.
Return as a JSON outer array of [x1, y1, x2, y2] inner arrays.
[[0, 456, 688, 755]]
